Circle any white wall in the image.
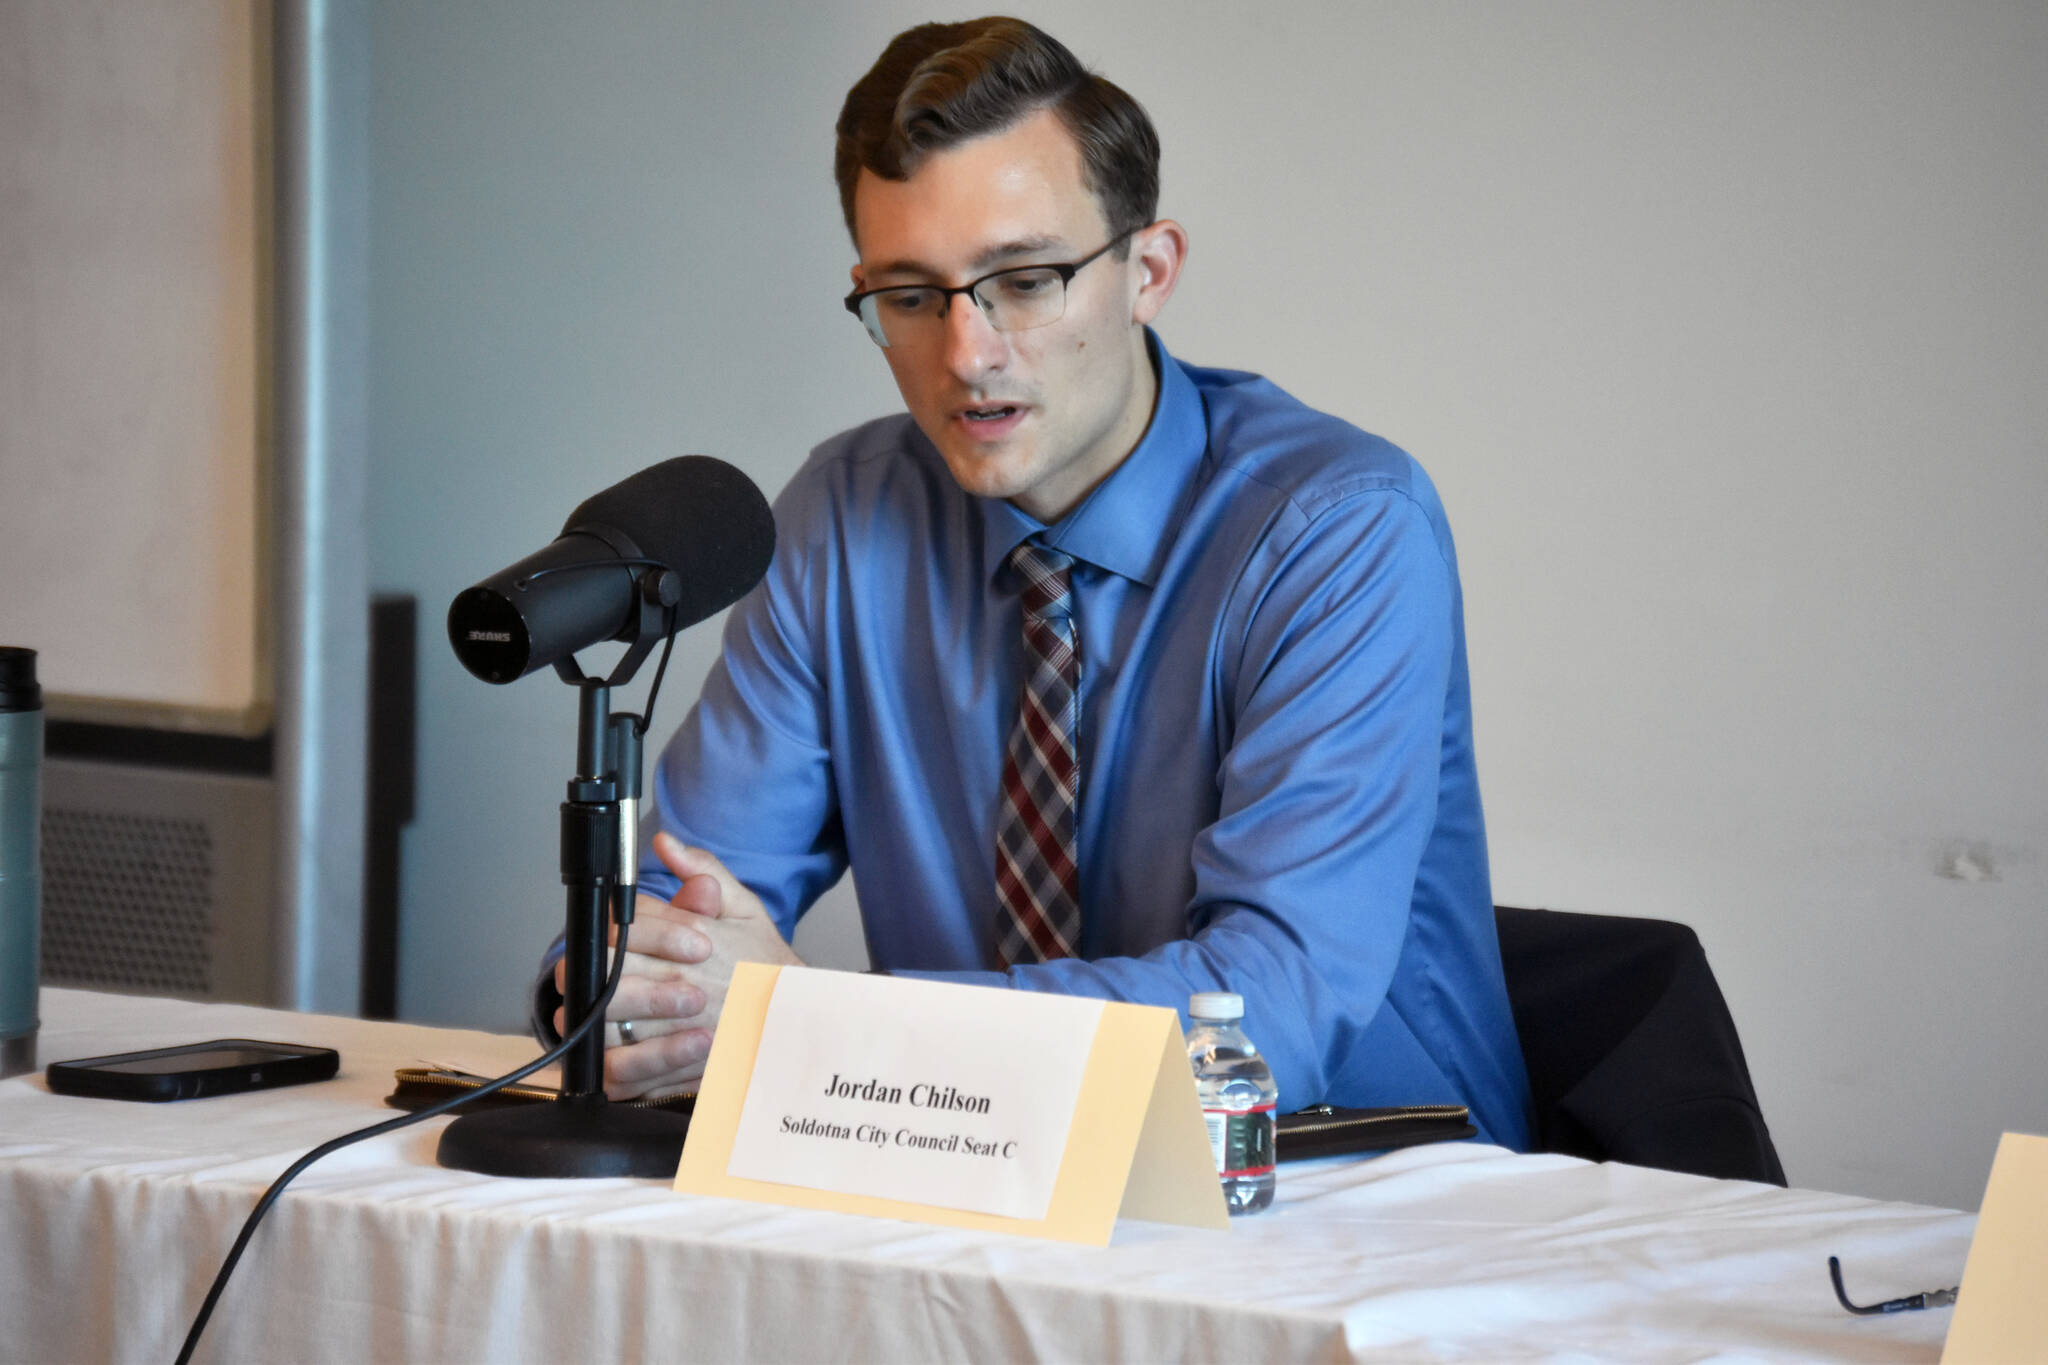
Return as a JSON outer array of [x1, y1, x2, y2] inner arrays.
[[0, 0, 267, 730], [367, 0, 2047, 1212]]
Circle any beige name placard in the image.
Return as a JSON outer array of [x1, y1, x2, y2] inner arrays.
[[675, 963, 1228, 1243], [1941, 1130, 2048, 1363]]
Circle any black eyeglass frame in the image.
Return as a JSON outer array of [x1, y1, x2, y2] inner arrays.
[[842, 224, 1145, 346]]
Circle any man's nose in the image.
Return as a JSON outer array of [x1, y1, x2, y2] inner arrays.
[[942, 292, 1007, 383]]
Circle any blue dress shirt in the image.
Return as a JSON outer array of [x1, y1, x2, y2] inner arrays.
[[630, 332, 1531, 1149]]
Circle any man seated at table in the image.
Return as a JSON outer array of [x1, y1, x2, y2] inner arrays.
[[537, 15, 1533, 1149]]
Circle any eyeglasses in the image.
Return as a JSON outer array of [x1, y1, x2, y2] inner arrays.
[[843, 225, 1142, 349]]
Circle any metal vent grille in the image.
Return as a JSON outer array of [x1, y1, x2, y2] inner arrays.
[[41, 807, 215, 994], [39, 757, 276, 1005]]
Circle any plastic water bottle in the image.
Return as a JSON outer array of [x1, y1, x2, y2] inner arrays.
[[1186, 992, 1277, 1214]]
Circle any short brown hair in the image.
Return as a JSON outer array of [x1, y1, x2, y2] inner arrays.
[[833, 17, 1160, 246]]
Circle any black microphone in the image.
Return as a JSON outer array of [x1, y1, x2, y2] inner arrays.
[[447, 455, 775, 684]]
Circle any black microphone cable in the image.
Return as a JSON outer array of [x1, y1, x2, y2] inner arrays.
[[172, 926, 635, 1365], [636, 603, 680, 738]]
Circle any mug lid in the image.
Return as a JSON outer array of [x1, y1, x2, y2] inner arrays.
[[0, 647, 42, 712]]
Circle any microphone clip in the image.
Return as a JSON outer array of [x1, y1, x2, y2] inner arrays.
[[549, 564, 680, 689]]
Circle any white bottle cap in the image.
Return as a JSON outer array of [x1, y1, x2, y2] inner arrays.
[[1189, 992, 1244, 1021]]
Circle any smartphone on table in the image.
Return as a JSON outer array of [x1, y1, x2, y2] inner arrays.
[[45, 1038, 341, 1102]]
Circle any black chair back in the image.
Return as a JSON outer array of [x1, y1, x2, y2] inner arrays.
[[1496, 905, 1787, 1185]]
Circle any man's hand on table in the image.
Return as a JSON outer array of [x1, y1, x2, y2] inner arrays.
[[553, 832, 803, 1101]]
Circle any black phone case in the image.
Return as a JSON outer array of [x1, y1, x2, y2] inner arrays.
[[46, 1038, 341, 1102], [1274, 1104, 1477, 1160]]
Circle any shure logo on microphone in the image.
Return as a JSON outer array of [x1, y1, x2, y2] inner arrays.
[[466, 630, 514, 643]]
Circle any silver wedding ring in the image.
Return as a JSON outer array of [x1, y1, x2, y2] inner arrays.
[[616, 1018, 637, 1045]]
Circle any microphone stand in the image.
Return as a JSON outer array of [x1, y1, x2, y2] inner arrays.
[[437, 570, 691, 1178]]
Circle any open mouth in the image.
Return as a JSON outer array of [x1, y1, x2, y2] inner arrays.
[[962, 405, 1020, 424]]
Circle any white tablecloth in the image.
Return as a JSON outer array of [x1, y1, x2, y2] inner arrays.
[[1, 988, 1972, 1363]]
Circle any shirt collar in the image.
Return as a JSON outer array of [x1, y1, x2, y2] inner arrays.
[[978, 328, 1208, 589]]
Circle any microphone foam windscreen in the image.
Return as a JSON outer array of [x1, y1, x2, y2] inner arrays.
[[562, 455, 776, 629]]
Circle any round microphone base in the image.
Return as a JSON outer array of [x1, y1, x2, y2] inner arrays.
[[435, 1094, 687, 1179]]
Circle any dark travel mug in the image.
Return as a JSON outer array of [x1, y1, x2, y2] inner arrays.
[[0, 647, 44, 1079]]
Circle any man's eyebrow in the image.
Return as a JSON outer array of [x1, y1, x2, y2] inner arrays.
[[970, 235, 1068, 271], [865, 236, 1073, 283]]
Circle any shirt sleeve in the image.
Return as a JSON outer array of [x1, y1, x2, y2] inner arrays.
[[636, 465, 849, 939], [896, 489, 1457, 1114]]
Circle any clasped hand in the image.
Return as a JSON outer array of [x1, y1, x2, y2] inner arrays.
[[552, 831, 803, 1101]]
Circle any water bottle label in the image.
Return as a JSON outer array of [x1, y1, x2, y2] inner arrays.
[[1202, 1104, 1276, 1178]]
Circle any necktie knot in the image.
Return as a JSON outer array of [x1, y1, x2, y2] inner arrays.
[[1008, 542, 1074, 622]]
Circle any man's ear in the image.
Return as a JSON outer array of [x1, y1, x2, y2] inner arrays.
[[1129, 219, 1188, 327]]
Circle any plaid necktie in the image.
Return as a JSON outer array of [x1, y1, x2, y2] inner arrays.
[[994, 542, 1083, 966]]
